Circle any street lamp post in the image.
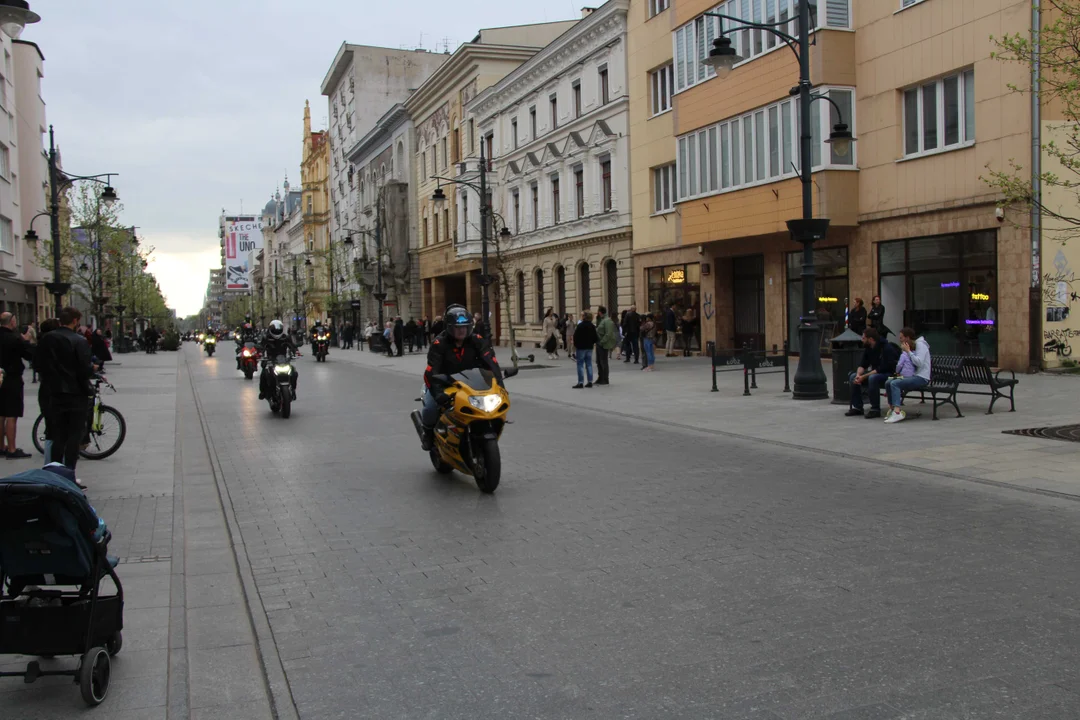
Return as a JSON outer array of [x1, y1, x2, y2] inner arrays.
[[431, 141, 493, 337], [703, 0, 853, 400]]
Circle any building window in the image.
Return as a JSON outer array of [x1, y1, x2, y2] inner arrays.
[[605, 259, 619, 317], [646, 263, 701, 324], [786, 247, 849, 354], [512, 189, 521, 233], [574, 166, 585, 218], [484, 133, 494, 166], [653, 164, 676, 213], [877, 231, 998, 363], [555, 265, 566, 314], [530, 183, 539, 230], [307, 196, 313, 214], [512, 119, 518, 149], [650, 64, 674, 116], [516, 271, 526, 324], [0, 143, 8, 179], [421, 151, 427, 179], [649, 0, 670, 17], [535, 269, 545, 322], [903, 69, 976, 158], [529, 107, 537, 139], [572, 81, 582, 118], [0, 216, 10, 254], [452, 127, 460, 163], [676, 87, 854, 202], [901, 0, 925, 7], [443, 209, 450, 242], [423, 217, 429, 246], [600, 157, 612, 212], [433, 212, 440, 244], [441, 138, 448, 169], [674, 1, 851, 94], [461, 194, 468, 243], [599, 66, 610, 105], [468, 119, 475, 153], [579, 263, 591, 311], [550, 95, 558, 131], [551, 174, 561, 224]]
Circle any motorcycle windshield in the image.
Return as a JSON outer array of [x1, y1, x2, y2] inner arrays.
[[272, 355, 291, 365], [452, 368, 496, 390], [244, 342, 257, 349]]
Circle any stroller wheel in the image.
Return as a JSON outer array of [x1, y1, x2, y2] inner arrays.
[[107, 631, 123, 656], [79, 647, 111, 706]]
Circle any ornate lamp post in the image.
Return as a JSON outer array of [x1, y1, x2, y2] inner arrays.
[[703, 0, 854, 399]]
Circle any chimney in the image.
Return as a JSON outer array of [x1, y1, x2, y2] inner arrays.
[[581, 7, 596, 18]]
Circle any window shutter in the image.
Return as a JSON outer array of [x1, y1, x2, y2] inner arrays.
[[824, 0, 850, 29]]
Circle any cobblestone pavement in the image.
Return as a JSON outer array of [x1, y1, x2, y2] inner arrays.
[[185, 345, 1080, 719], [333, 345, 1080, 499]]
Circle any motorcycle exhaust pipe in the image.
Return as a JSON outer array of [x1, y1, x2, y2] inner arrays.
[[410, 409, 425, 442]]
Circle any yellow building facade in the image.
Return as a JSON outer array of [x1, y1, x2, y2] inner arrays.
[[301, 100, 331, 326], [628, 0, 1039, 370]]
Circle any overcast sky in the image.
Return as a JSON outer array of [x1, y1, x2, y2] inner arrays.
[[28, 0, 581, 316]]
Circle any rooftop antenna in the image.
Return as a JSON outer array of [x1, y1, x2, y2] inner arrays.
[[441, 36, 452, 54], [418, 32, 425, 51]]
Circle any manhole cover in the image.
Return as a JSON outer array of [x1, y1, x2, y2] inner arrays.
[[1003, 425, 1080, 443]]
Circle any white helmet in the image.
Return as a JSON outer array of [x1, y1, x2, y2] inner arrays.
[[268, 320, 285, 339]]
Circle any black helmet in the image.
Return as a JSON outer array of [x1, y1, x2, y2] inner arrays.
[[268, 320, 285, 339], [444, 305, 472, 333]]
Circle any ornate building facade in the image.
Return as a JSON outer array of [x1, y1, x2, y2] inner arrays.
[[300, 101, 331, 326]]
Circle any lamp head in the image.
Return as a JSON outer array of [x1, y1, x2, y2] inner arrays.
[[431, 187, 447, 205], [0, 0, 39, 39], [826, 123, 854, 158], [703, 36, 742, 79], [23, 228, 37, 243], [101, 185, 119, 208], [499, 226, 512, 241]]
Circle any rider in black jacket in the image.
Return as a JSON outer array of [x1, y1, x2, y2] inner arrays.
[[258, 320, 299, 400], [419, 305, 503, 449], [235, 314, 259, 368]]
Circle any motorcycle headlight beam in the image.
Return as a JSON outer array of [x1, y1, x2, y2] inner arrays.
[[275, 365, 293, 375], [468, 395, 503, 413]]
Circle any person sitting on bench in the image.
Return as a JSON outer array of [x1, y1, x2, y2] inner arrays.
[[844, 328, 899, 419], [885, 327, 931, 425]]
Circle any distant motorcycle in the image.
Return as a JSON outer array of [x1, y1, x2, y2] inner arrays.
[[313, 332, 330, 362], [239, 341, 260, 379], [204, 336, 217, 357]]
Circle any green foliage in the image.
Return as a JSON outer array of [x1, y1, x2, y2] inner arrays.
[[985, 2, 1080, 243]]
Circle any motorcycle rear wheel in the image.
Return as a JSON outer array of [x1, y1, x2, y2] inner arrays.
[[429, 448, 454, 474], [474, 440, 501, 494]]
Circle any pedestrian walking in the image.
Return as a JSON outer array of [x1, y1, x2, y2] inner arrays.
[[393, 317, 405, 357], [641, 313, 658, 371], [621, 305, 640, 364], [405, 317, 418, 353], [383, 321, 394, 357], [34, 307, 93, 480], [418, 317, 429, 350], [564, 313, 576, 360], [91, 327, 112, 364], [0, 312, 35, 458], [681, 306, 696, 357], [572, 312, 597, 389], [595, 306, 617, 385], [34, 319, 59, 463], [542, 307, 559, 359], [27, 322, 39, 384], [664, 303, 679, 357]]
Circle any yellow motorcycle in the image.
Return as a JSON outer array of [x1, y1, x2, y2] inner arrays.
[[411, 367, 517, 493]]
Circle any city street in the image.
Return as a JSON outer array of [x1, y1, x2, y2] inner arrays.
[[4, 345, 1080, 719], [188, 345, 1080, 719]]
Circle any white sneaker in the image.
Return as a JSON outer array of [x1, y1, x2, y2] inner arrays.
[[883, 408, 893, 422], [885, 409, 906, 424]]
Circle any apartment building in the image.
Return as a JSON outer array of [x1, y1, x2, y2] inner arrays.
[[630, 0, 1037, 370]]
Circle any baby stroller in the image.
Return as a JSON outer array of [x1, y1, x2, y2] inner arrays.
[[0, 466, 124, 706]]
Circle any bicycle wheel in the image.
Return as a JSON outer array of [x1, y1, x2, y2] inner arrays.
[[81, 406, 127, 460], [32, 414, 45, 455]]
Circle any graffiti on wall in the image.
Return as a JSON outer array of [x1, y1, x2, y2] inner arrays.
[[703, 292, 715, 321], [1044, 249, 1075, 323]]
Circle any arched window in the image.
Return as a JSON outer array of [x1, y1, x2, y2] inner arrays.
[[396, 141, 405, 179], [555, 265, 566, 316], [605, 259, 618, 316], [579, 262, 591, 312], [535, 268, 545, 323], [516, 271, 526, 324]]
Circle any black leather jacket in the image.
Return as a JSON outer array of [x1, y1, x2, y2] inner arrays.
[[261, 334, 298, 362], [35, 327, 94, 397], [424, 332, 502, 388]]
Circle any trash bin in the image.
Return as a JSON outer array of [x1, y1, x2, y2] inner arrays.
[[830, 328, 865, 406]]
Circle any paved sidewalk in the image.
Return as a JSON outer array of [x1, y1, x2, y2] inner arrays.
[[0, 350, 277, 719], [331, 344, 1080, 499]]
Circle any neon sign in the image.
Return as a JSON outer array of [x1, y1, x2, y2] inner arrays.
[[818, 297, 839, 303], [971, 292, 990, 301], [940, 282, 960, 288], [666, 269, 686, 284], [965, 320, 995, 326]]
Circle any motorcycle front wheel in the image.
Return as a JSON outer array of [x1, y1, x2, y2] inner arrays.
[[280, 392, 292, 419], [429, 448, 454, 474], [473, 439, 501, 494], [244, 368, 254, 380]]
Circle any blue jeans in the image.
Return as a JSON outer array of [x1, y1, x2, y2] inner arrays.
[[643, 339, 656, 367], [848, 371, 888, 411], [888, 376, 929, 408], [576, 349, 593, 384], [420, 388, 439, 428]]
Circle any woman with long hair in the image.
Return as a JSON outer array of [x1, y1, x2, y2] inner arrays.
[[542, 307, 559, 359]]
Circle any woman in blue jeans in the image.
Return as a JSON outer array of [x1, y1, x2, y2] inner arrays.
[[885, 327, 931, 424], [641, 313, 657, 371], [572, 312, 598, 388]]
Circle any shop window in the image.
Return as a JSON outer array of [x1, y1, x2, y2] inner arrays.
[[646, 263, 701, 336], [786, 247, 849, 354]]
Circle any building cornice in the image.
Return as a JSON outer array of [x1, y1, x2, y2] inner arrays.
[[468, 2, 629, 122]]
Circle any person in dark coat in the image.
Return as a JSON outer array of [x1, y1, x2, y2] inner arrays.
[[405, 318, 418, 353], [571, 312, 598, 389], [0, 312, 36, 458], [393, 318, 405, 357], [848, 297, 868, 335], [91, 328, 112, 364], [867, 295, 887, 338]]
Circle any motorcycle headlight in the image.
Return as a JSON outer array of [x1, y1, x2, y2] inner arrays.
[[274, 364, 292, 374], [207, 338, 216, 344], [468, 394, 503, 413]]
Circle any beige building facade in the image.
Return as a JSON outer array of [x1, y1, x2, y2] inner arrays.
[[300, 100, 331, 327], [405, 20, 579, 326], [629, 0, 1038, 371]]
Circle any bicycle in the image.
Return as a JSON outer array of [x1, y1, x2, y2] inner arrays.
[[32, 375, 127, 461]]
